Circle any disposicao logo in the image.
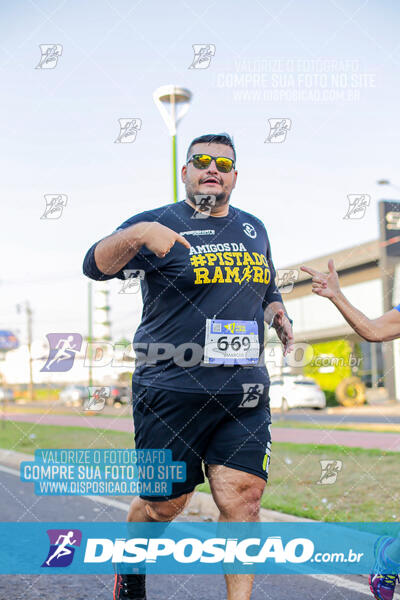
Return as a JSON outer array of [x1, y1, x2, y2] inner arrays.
[[42, 529, 82, 568], [83, 536, 314, 565]]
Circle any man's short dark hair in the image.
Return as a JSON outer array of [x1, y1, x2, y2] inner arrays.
[[186, 132, 236, 161]]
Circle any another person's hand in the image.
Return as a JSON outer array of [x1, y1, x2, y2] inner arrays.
[[135, 222, 191, 258], [300, 259, 340, 299], [272, 309, 294, 356]]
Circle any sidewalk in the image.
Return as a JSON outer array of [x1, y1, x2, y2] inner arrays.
[[327, 402, 400, 417], [3, 413, 400, 451]]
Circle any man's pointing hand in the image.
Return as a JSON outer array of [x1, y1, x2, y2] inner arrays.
[[136, 222, 191, 258]]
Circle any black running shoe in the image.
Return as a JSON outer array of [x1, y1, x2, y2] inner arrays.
[[113, 573, 146, 600]]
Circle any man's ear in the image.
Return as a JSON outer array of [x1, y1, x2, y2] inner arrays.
[[181, 165, 187, 183], [232, 170, 238, 189]]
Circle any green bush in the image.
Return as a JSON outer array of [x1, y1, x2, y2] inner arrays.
[[323, 389, 339, 407]]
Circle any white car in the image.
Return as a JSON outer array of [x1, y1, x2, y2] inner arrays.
[[59, 385, 89, 407], [269, 376, 326, 411]]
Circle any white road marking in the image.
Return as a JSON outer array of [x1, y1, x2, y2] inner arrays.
[[308, 574, 371, 597], [0, 464, 19, 476], [0, 464, 132, 511], [84, 494, 131, 511]]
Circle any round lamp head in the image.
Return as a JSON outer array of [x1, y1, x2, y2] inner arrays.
[[153, 85, 192, 135]]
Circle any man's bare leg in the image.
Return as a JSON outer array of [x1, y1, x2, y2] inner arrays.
[[208, 465, 266, 600], [127, 492, 194, 523]]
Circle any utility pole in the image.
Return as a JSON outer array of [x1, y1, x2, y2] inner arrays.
[[17, 302, 34, 402], [88, 281, 93, 389]]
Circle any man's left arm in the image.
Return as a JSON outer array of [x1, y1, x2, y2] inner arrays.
[[264, 301, 294, 356], [262, 239, 294, 356]]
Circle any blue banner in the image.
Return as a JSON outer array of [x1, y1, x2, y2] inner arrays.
[[1, 522, 400, 574]]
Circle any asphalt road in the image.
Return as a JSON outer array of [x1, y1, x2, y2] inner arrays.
[[0, 469, 380, 600]]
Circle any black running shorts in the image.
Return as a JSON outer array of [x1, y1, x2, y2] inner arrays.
[[132, 381, 272, 501]]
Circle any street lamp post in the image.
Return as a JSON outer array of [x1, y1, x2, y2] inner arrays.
[[153, 85, 192, 203], [377, 179, 400, 192]]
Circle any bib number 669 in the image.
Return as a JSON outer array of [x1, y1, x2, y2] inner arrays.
[[216, 336, 250, 352]]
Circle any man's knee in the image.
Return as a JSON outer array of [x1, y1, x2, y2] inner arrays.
[[217, 483, 264, 520], [144, 491, 193, 522]]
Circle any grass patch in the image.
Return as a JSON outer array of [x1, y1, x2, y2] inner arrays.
[[196, 442, 400, 522], [0, 420, 134, 454]]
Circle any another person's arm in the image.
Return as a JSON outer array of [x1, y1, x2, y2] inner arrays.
[[300, 259, 400, 342]]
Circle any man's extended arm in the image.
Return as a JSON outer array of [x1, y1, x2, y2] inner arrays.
[[93, 223, 146, 276], [83, 221, 190, 281], [262, 238, 294, 356], [301, 259, 400, 342]]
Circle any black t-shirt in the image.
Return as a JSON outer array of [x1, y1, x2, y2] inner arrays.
[[83, 200, 283, 393]]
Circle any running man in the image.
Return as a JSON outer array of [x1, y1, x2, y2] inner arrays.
[[83, 132, 293, 600], [45, 531, 77, 566], [301, 259, 400, 600]]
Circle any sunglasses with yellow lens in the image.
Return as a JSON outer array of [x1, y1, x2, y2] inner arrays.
[[187, 154, 235, 173]]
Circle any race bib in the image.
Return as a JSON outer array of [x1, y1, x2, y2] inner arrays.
[[203, 319, 259, 365]]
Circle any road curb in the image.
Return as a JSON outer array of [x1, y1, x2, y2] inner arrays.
[[186, 490, 315, 522], [327, 404, 400, 416], [0, 448, 314, 523]]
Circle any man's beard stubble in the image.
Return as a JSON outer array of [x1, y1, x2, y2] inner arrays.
[[186, 185, 230, 212]]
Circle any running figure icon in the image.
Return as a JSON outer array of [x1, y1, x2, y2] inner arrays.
[[45, 531, 77, 566], [45, 335, 78, 370]]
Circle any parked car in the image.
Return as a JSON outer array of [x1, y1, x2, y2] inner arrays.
[[107, 386, 131, 406], [269, 376, 326, 411], [58, 385, 89, 407], [0, 388, 15, 403]]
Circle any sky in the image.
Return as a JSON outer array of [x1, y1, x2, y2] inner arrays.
[[1, 0, 400, 347]]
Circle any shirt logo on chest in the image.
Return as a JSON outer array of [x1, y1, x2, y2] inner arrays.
[[243, 223, 257, 238]]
